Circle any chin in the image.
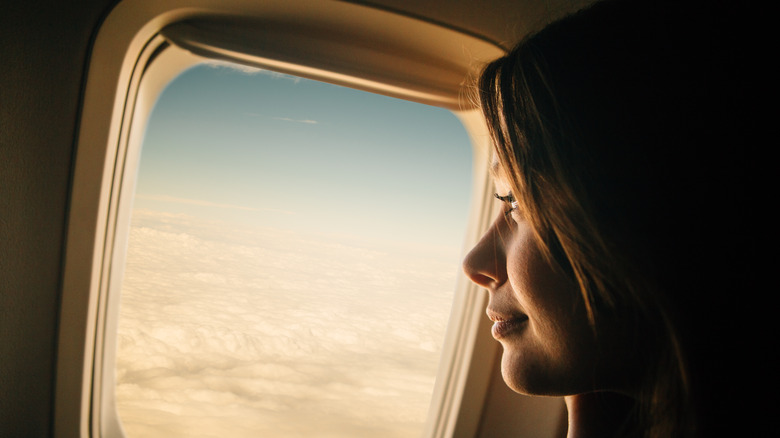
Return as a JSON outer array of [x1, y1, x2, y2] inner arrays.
[[500, 346, 556, 396], [498, 343, 595, 397]]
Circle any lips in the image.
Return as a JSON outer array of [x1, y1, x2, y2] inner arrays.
[[487, 310, 528, 339]]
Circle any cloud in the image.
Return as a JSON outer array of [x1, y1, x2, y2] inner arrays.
[[201, 60, 302, 83], [242, 114, 320, 125], [272, 117, 319, 125], [115, 211, 458, 437]]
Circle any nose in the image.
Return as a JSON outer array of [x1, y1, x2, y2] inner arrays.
[[462, 217, 508, 290]]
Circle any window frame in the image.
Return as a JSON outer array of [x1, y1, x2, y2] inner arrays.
[[56, 1, 508, 437]]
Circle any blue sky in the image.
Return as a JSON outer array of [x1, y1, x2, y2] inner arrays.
[[134, 62, 473, 249]]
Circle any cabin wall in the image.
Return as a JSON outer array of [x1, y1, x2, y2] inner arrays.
[[0, 0, 115, 435]]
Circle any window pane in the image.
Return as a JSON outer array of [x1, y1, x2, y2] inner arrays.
[[115, 61, 472, 438]]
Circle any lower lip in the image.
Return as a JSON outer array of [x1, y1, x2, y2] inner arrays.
[[491, 317, 528, 339]]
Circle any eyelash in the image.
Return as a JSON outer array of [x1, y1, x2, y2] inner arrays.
[[494, 193, 519, 217]]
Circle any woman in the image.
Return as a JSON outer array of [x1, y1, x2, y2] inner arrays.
[[463, 0, 754, 436]]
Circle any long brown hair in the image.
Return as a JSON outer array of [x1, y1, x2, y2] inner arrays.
[[473, 0, 734, 435]]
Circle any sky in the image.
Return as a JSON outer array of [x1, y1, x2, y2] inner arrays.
[[115, 61, 474, 437], [133, 61, 473, 249]]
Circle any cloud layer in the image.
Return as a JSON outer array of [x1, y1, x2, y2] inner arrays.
[[115, 210, 458, 437]]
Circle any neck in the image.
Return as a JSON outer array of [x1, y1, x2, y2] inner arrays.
[[565, 392, 636, 438]]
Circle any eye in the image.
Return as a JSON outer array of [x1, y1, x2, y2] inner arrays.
[[494, 192, 519, 218]]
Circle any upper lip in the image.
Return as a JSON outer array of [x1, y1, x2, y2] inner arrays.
[[487, 309, 527, 323]]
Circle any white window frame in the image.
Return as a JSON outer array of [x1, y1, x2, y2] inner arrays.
[[55, 1, 511, 437]]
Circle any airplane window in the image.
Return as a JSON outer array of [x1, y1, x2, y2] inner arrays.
[[115, 61, 472, 437]]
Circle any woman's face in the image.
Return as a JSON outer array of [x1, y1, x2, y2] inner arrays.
[[462, 166, 635, 396]]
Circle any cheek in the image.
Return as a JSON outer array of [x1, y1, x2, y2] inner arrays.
[[502, 228, 603, 393], [507, 227, 584, 326]]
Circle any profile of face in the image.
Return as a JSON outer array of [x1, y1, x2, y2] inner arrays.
[[462, 165, 636, 397]]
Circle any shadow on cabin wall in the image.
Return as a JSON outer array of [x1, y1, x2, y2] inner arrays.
[[0, 0, 117, 435]]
